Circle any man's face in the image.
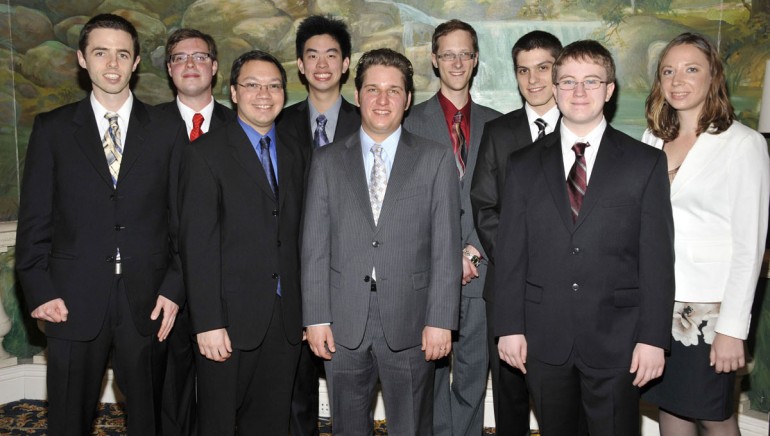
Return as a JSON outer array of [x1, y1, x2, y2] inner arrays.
[[514, 48, 556, 113], [297, 34, 350, 93], [167, 37, 217, 99], [553, 58, 615, 135], [431, 29, 477, 94], [355, 65, 411, 143], [230, 60, 285, 135], [77, 28, 140, 101]]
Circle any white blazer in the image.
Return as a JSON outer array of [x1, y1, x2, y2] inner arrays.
[[642, 121, 769, 339]]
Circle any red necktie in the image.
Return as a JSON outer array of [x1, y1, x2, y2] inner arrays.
[[567, 142, 589, 222], [190, 113, 204, 141]]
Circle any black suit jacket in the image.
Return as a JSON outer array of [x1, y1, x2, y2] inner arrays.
[[470, 108, 533, 303], [156, 99, 236, 137], [277, 97, 360, 151], [492, 125, 675, 369], [16, 97, 187, 340], [179, 119, 306, 350]]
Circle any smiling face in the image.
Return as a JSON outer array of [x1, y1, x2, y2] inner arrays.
[[355, 65, 412, 143], [515, 48, 556, 115], [77, 28, 140, 107], [297, 34, 349, 94], [432, 29, 477, 95], [230, 60, 285, 134], [167, 37, 217, 100], [553, 58, 615, 136], [659, 43, 712, 119]]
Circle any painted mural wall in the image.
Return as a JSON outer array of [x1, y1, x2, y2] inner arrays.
[[0, 0, 769, 411]]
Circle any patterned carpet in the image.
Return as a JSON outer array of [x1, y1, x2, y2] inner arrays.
[[0, 400, 505, 435]]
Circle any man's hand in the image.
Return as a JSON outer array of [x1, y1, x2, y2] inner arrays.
[[307, 325, 336, 360], [422, 326, 451, 361], [31, 298, 68, 323], [710, 333, 745, 374], [498, 334, 527, 373], [461, 245, 481, 285], [197, 328, 232, 362], [150, 295, 179, 342], [630, 343, 665, 387]]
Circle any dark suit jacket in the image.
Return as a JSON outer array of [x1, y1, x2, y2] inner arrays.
[[16, 97, 187, 340], [179, 119, 306, 350], [492, 125, 675, 369], [277, 97, 360, 151], [302, 129, 462, 351], [156, 99, 236, 137]]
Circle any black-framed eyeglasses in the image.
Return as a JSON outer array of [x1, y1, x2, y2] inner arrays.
[[237, 82, 284, 93], [555, 79, 607, 91], [436, 51, 477, 62], [169, 52, 212, 65]]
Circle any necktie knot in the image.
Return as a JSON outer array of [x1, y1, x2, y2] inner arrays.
[[190, 113, 204, 141], [534, 118, 547, 139], [572, 141, 589, 157], [371, 143, 383, 157], [317, 114, 328, 129], [260, 135, 271, 150], [104, 112, 119, 124], [453, 111, 463, 125]]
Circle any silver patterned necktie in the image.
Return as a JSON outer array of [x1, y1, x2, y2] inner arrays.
[[313, 114, 330, 148], [534, 118, 547, 140], [103, 112, 122, 186], [369, 143, 387, 224]]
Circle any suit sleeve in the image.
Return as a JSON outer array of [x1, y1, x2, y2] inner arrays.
[[178, 144, 226, 334], [15, 115, 59, 310], [158, 124, 188, 306], [301, 149, 333, 326], [637, 151, 675, 349], [716, 130, 770, 339], [425, 147, 462, 330], [470, 122, 501, 262]]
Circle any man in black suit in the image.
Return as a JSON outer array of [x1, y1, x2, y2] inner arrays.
[[157, 27, 235, 436], [469, 30, 562, 435], [276, 15, 360, 436], [16, 14, 186, 436], [493, 40, 675, 436], [178, 50, 305, 434]]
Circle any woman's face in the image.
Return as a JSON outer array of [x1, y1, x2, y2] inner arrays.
[[659, 43, 712, 117]]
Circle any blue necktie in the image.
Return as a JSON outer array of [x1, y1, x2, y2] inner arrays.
[[313, 114, 330, 148], [259, 136, 278, 200]]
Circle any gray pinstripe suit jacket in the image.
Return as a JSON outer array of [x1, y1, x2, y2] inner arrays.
[[301, 128, 462, 351]]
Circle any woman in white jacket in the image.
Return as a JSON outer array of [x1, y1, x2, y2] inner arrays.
[[640, 32, 770, 435]]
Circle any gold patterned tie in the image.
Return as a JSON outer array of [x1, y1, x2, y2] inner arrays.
[[369, 144, 387, 224], [103, 113, 122, 186]]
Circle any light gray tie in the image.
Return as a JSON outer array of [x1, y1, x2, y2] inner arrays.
[[369, 144, 387, 224], [103, 112, 122, 186]]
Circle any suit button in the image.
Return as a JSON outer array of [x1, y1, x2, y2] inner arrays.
[[364, 275, 370, 282], [109, 194, 116, 201], [114, 224, 124, 231], [277, 240, 281, 247], [572, 283, 579, 291], [271, 273, 279, 279], [372, 241, 380, 247], [460, 208, 465, 216], [572, 247, 580, 255], [272, 210, 279, 216], [106, 256, 114, 263]]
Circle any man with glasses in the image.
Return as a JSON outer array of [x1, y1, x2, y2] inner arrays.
[[158, 28, 235, 436], [403, 19, 500, 436], [492, 40, 674, 435], [178, 50, 306, 434]]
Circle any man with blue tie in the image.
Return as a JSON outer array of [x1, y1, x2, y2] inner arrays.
[[178, 50, 307, 434]]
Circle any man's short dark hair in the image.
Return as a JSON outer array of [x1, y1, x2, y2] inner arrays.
[[79, 13, 140, 59], [431, 19, 478, 54], [354, 48, 414, 96], [166, 28, 218, 62], [230, 50, 288, 99], [511, 30, 562, 68], [295, 15, 352, 60]]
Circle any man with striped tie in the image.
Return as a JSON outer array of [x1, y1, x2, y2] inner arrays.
[[16, 14, 187, 435]]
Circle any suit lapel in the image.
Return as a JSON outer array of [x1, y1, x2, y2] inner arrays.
[[343, 134, 376, 230], [541, 135, 574, 231], [669, 132, 721, 199], [336, 98, 360, 139], [512, 110, 533, 147], [275, 129, 296, 211], [117, 100, 151, 184], [375, 131, 419, 232], [72, 99, 115, 188], [573, 127, 624, 229], [211, 102, 231, 129], [229, 123, 277, 202]]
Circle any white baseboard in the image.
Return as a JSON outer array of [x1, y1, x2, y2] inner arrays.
[[3, 364, 767, 435]]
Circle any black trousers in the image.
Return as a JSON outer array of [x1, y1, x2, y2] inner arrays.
[[161, 307, 196, 436], [289, 341, 322, 436]]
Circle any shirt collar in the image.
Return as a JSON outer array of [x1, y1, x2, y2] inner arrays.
[[176, 96, 215, 127], [308, 96, 342, 141], [360, 126, 401, 165], [238, 117, 276, 150], [90, 91, 133, 129], [560, 117, 607, 153], [437, 90, 471, 122], [525, 103, 560, 130]]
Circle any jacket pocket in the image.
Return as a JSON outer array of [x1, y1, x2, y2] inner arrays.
[[524, 282, 543, 303], [411, 270, 429, 291]]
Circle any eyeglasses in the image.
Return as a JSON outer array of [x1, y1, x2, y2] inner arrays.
[[169, 52, 212, 65], [237, 82, 284, 93], [436, 51, 477, 62], [555, 79, 607, 91]]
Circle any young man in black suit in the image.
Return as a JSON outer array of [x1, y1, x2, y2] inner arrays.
[[493, 40, 675, 436], [469, 30, 562, 436], [277, 15, 360, 436], [16, 14, 186, 436], [178, 50, 306, 435]]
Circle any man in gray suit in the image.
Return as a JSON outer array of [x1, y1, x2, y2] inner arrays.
[[403, 19, 500, 436], [302, 48, 462, 435]]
